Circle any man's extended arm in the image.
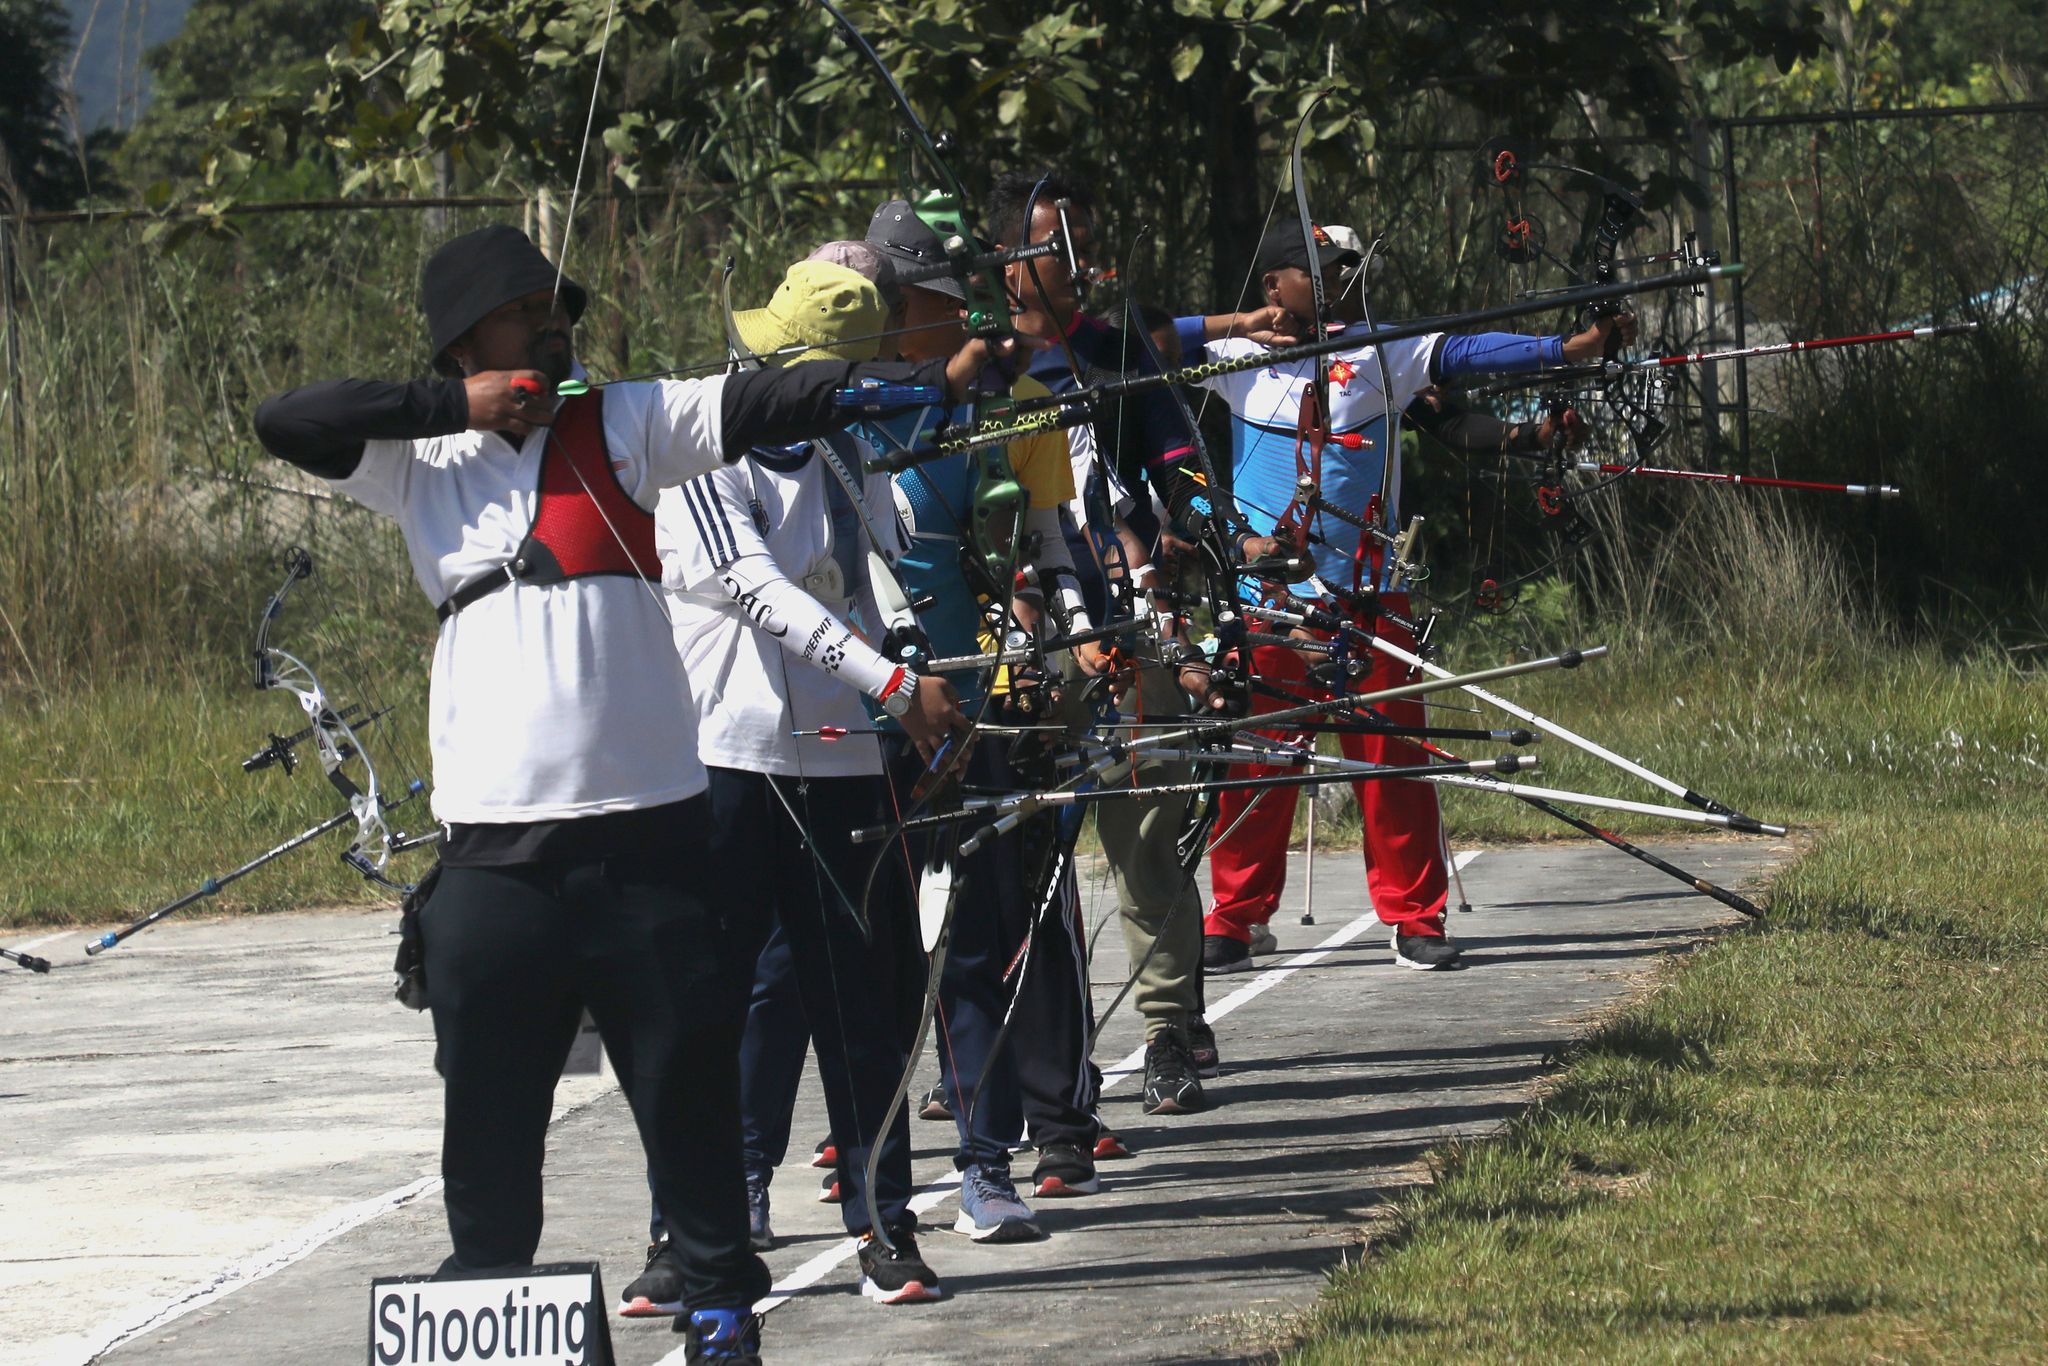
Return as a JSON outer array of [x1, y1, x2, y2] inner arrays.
[[254, 357, 956, 482]]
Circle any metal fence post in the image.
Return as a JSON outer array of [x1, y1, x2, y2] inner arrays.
[[1689, 117, 1723, 469], [1719, 120, 1750, 469], [1, 217, 25, 491]]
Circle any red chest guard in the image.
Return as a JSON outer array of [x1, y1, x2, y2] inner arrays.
[[436, 389, 662, 622], [515, 389, 661, 583]]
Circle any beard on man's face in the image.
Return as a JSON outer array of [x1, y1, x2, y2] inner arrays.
[[530, 327, 574, 385]]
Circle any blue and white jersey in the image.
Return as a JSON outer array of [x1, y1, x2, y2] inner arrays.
[[1189, 331, 1441, 590], [857, 376, 1076, 709]]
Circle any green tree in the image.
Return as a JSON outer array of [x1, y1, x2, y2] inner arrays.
[[118, 0, 374, 187], [246, 0, 1826, 298], [0, 0, 88, 208]]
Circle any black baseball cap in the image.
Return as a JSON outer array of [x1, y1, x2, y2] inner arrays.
[[865, 199, 966, 300], [422, 225, 587, 377], [1252, 222, 1360, 278]]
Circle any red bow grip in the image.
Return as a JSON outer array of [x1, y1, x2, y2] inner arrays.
[[510, 376, 544, 398]]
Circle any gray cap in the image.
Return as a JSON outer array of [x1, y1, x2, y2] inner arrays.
[[865, 199, 964, 300], [806, 239, 902, 313]]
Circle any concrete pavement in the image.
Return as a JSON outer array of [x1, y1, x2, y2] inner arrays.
[[0, 838, 1783, 1365]]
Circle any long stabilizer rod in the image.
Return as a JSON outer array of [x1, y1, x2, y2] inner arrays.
[[83, 808, 357, 956]]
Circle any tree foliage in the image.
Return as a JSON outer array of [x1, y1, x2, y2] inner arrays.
[[119, 0, 375, 186], [182, 0, 1831, 303], [0, 0, 89, 208]]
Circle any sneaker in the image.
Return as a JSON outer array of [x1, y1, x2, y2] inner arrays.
[[1030, 1141, 1101, 1197], [1187, 1016, 1221, 1076], [1093, 1132, 1133, 1160], [746, 1171, 774, 1252], [812, 1136, 839, 1169], [1142, 1031, 1206, 1115], [818, 1170, 843, 1204], [1247, 923, 1279, 956], [675, 1307, 762, 1364], [952, 1163, 1041, 1241], [1392, 930, 1464, 970], [618, 1239, 683, 1317], [918, 1084, 952, 1121], [857, 1228, 944, 1304], [1203, 933, 1254, 975]]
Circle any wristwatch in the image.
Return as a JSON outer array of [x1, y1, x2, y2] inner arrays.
[[880, 671, 919, 718]]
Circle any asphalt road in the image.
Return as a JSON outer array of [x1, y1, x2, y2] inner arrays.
[[0, 838, 1782, 1366]]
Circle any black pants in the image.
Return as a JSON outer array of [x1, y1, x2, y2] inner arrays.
[[912, 742, 1099, 1164], [670, 766, 919, 1235], [423, 802, 771, 1310], [1009, 819, 1102, 1152]]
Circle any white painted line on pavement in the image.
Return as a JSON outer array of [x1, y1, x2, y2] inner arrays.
[[1100, 849, 1482, 1088], [72, 1080, 620, 1366], [74, 1175, 444, 1364], [722, 849, 1484, 1333], [13, 927, 74, 953]]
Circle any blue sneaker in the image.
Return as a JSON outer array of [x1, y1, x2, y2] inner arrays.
[[952, 1163, 1042, 1242], [675, 1307, 762, 1364]]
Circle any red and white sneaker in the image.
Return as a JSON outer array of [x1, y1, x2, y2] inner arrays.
[[858, 1230, 944, 1305]]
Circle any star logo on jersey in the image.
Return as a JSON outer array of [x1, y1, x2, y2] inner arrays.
[[1328, 358, 1358, 390]]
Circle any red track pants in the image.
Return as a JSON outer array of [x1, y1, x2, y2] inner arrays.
[[1203, 594, 1449, 940]]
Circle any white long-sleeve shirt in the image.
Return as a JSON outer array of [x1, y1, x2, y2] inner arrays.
[[335, 376, 729, 823], [658, 438, 910, 778]]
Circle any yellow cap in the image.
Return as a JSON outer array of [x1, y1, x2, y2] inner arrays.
[[732, 261, 885, 366]]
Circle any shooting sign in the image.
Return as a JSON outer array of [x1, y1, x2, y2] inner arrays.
[[369, 1263, 614, 1365]]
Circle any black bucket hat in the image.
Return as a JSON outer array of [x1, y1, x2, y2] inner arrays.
[[422, 225, 588, 376]]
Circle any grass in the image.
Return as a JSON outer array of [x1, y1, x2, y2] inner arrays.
[[1284, 626, 2048, 1359], [1, 667, 432, 928], [1298, 634, 2044, 852]]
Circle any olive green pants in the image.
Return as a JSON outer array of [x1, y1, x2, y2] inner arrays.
[[1075, 662, 1205, 1041]]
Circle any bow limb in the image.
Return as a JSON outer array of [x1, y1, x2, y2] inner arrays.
[[249, 549, 431, 889]]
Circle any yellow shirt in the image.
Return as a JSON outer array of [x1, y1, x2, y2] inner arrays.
[[1007, 373, 1077, 511]]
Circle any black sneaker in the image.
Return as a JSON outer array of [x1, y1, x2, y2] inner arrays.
[[1030, 1141, 1101, 1197], [1187, 1016, 1221, 1076], [675, 1307, 762, 1363], [1203, 933, 1254, 975], [917, 1084, 952, 1121], [857, 1228, 944, 1304], [746, 1170, 774, 1252], [618, 1238, 683, 1317], [1392, 931, 1464, 970], [1142, 1030, 1206, 1115]]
